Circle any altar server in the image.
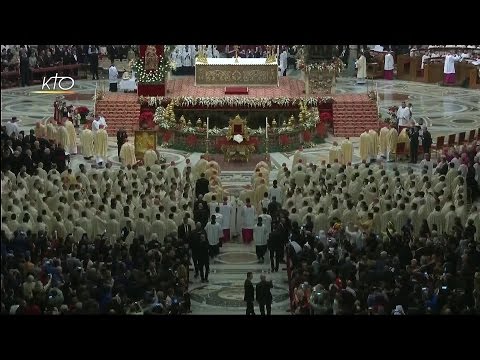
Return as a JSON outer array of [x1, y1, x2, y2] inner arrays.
[[444, 52, 460, 85], [241, 198, 256, 244], [205, 215, 222, 258], [108, 61, 118, 92], [384, 51, 394, 80], [219, 197, 233, 242]]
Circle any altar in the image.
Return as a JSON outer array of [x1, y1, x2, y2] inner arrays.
[[195, 58, 278, 86]]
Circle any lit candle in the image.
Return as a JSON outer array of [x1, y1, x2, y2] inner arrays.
[[206, 117, 209, 139], [265, 117, 268, 139]]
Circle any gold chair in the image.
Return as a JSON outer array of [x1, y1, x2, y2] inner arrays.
[[223, 115, 254, 162]]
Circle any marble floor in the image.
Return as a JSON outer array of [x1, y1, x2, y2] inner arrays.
[[2, 74, 479, 314]]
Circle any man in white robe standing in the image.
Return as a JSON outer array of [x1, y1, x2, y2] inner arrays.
[[64, 118, 77, 155], [279, 48, 288, 76], [356, 52, 367, 84], [108, 61, 119, 92], [241, 198, 256, 244], [341, 137, 353, 165], [253, 217, 268, 263], [205, 214, 222, 259], [219, 196, 232, 243], [444, 52, 460, 85], [384, 51, 394, 80]]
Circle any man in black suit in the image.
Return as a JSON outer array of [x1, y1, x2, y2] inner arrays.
[[195, 173, 210, 198], [197, 233, 210, 283], [194, 194, 208, 211], [189, 222, 204, 279], [244, 272, 255, 315], [177, 216, 192, 244], [408, 126, 420, 164], [421, 127, 432, 158], [194, 202, 209, 228], [268, 229, 283, 272], [268, 196, 280, 220], [255, 274, 273, 315]]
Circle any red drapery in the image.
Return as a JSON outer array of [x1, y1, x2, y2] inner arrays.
[[139, 45, 164, 59]]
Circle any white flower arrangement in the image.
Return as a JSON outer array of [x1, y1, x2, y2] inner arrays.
[[139, 96, 334, 108]]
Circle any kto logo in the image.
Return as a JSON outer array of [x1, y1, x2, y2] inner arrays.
[[33, 73, 76, 94]]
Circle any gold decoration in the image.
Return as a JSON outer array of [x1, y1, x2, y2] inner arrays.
[[196, 118, 203, 128], [221, 143, 255, 162], [187, 119, 193, 127], [144, 45, 159, 71], [179, 115, 186, 126], [195, 63, 278, 86], [271, 118, 277, 128], [226, 115, 250, 141], [196, 45, 208, 63]]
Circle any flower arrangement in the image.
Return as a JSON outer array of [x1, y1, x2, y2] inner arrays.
[[140, 96, 331, 109], [75, 106, 90, 124], [300, 59, 345, 74], [132, 54, 175, 84], [139, 110, 155, 129]]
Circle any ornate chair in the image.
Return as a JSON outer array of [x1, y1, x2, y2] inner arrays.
[[226, 114, 250, 142], [223, 115, 254, 162]]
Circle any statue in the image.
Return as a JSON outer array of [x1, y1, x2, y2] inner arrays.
[[144, 45, 159, 71]]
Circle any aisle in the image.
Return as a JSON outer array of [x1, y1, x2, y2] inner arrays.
[[188, 240, 290, 315]]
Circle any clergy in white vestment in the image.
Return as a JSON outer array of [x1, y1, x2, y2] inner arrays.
[[328, 141, 342, 164], [193, 155, 209, 180], [444, 53, 460, 85], [355, 53, 367, 84], [396, 101, 411, 131], [94, 125, 108, 165], [80, 127, 95, 159], [292, 146, 304, 166], [241, 199, 256, 244], [91, 117, 100, 133], [383, 51, 394, 80], [57, 123, 69, 151], [368, 129, 379, 161], [421, 52, 430, 74], [108, 61, 119, 92], [64, 119, 77, 154], [259, 210, 272, 240], [219, 197, 233, 242], [340, 137, 353, 165], [46, 120, 56, 141], [359, 131, 370, 162], [386, 127, 398, 162], [119, 141, 137, 166], [379, 126, 389, 159], [143, 149, 158, 167], [205, 215, 222, 258], [253, 217, 268, 262], [35, 122, 46, 139]]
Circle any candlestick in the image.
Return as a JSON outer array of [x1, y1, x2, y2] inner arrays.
[[265, 117, 268, 139], [206, 117, 209, 139]]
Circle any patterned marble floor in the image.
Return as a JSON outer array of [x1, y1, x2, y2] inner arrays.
[[2, 75, 479, 314]]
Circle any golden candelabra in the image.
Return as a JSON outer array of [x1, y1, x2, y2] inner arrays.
[[205, 138, 210, 160]]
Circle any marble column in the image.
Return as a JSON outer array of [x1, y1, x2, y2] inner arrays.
[[347, 45, 358, 77]]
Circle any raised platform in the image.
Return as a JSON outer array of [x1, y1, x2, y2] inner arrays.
[[95, 78, 377, 138]]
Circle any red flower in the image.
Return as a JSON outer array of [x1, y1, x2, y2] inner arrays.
[[186, 135, 197, 147], [76, 106, 89, 116], [319, 111, 332, 122], [279, 134, 290, 146], [303, 131, 312, 142], [139, 111, 155, 129]]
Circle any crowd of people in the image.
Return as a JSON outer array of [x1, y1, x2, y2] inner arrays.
[[268, 143, 480, 315], [0, 119, 231, 315]]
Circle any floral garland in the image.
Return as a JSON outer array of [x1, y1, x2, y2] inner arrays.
[[141, 96, 335, 108], [297, 58, 345, 74], [132, 55, 175, 84]]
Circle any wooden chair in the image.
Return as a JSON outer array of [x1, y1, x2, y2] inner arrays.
[[447, 134, 456, 147], [395, 142, 407, 161], [431, 136, 444, 159], [467, 129, 475, 143], [457, 132, 466, 145]]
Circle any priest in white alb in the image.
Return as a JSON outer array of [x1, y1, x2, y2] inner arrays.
[[253, 217, 268, 263], [65, 118, 77, 155], [143, 149, 158, 167], [219, 196, 233, 242], [386, 126, 398, 162], [340, 137, 353, 165], [356, 52, 367, 84], [205, 214, 222, 259], [384, 51, 394, 80], [80, 126, 95, 160], [328, 141, 342, 164], [95, 124, 108, 165], [359, 130, 370, 162], [119, 141, 137, 166], [368, 129, 379, 161], [379, 126, 389, 159]]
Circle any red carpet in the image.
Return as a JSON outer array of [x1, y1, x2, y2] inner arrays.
[[225, 87, 249, 95]]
